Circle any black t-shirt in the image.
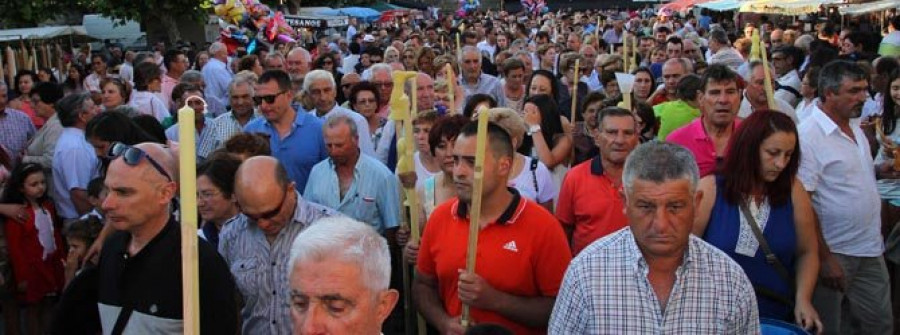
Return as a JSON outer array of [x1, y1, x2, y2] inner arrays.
[[96, 218, 238, 334]]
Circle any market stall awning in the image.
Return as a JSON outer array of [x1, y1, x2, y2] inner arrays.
[[314, 7, 382, 23], [0, 25, 88, 43], [839, 0, 900, 15], [696, 0, 742, 12], [739, 0, 844, 15], [661, 0, 715, 13]]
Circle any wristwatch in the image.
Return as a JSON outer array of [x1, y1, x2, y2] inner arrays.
[[527, 124, 542, 136]]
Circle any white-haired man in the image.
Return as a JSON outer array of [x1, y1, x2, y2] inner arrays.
[[304, 69, 374, 156], [286, 47, 311, 82], [549, 142, 759, 333], [202, 42, 234, 116], [288, 216, 399, 334], [458, 46, 504, 105]]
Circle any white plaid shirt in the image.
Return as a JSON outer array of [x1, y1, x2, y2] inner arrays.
[[549, 228, 760, 334], [197, 110, 258, 159]]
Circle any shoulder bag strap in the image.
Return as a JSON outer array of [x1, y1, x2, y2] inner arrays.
[[738, 201, 793, 290], [530, 157, 540, 194], [111, 306, 134, 335]]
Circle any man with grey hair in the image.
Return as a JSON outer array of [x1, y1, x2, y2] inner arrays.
[[198, 77, 259, 158], [738, 61, 797, 121], [220, 156, 338, 334], [202, 41, 234, 116], [265, 51, 286, 71], [287, 216, 399, 334], [458, 45, 505, 105], [52, 93, 101, 222], [304, 115, 400, 238], [286, 47, 311, 82], [179, 70, 205, 90], [549, 142, 759, 333], [707, 29, 744, 72], [303, 69, 374, 156], [798, 60, 893, 334], [367, 63, 394, 118]]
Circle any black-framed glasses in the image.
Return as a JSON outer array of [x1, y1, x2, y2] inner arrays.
[[245, 189, 287, 221], [253, 91, 287, 105], [107, 142, 173, 182]]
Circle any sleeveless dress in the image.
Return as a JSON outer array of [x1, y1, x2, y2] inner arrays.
[[702, 176, 797, 320]]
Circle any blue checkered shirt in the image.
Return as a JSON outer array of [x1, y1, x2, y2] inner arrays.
[[549, 228, 760, 334], [197, 110, 258, 159], [0, 107, 36, 161]]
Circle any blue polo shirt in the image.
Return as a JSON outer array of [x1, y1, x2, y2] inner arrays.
[[244, 111, 327, 191]]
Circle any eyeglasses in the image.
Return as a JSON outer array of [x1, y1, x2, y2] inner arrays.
[[107, 142, 173, 182], [245, 189, 287, 221], [253, 91, 287, 105]]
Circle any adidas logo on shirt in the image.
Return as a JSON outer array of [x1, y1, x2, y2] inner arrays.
[[503, 241, 519, 253]]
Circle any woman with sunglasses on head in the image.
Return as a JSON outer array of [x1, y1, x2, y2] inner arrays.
[[196, 153, 242, 249], [693, 111, 822, 332]]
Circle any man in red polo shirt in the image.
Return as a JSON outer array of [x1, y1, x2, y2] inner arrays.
[[667, 64, 742, 177], [557, 107, 639, 255], [413, 122, 572, 335]]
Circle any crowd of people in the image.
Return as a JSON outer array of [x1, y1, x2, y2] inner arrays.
[[0, 4, 899, 334]]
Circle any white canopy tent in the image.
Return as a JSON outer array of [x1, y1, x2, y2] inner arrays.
[[839, 0, 900, 15], [0, 26, 88, 43]]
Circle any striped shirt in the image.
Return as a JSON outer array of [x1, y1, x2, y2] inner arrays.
[[0, 107, 36, 162], [196, 111, 258, 159], [549, 228, 760, 334], [218, 191, 338, 335]]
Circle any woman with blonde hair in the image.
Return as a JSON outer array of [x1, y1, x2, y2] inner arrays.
[[487, 107, 557, 211]]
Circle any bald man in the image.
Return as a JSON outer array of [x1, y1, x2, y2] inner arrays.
[[94, 142, 237, 334], [219, 156, 339, 334]]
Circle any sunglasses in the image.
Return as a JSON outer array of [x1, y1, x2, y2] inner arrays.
[[245, 189, 286, 221], [253, 91, 287, 105], [107, 142, 173, 182]]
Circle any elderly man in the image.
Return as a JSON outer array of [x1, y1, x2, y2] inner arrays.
[[458, 46, 504, 105], [738, 61, 797, 121], [265, 52, 286, 71], [799, 60, 893, 335], [339, 72, 361, 107], [649, 58, 691, 106], [244, 70, 327, 191], [304, 115, 400, 238], [0, 82, 36, 165], [549, 142, 759, 333], [304, 69, 374, 156], [557, 107, 639, 255], [286, 47, 311, 82], [202, 42, 234, 117], [220, 156, 338, 334], [770, 28, 785, 49], [375, 73, 436, 167], [413, 122, 572, 334], [288, 217, 399, 334], [198, 77, 259, 159], [52, 93, 100, 222], [667, 64, 742, 177], [98, 142, 237, 333], [707, 29, 744, 71]]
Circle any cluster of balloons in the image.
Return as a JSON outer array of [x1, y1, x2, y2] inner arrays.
[[213, 0, 298, 54], [456, 0, 480, 17], [521, 0, 549, 16]]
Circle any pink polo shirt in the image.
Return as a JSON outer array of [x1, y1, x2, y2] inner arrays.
[[666, 117, 740, 177]]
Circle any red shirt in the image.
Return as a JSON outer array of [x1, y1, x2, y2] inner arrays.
[[556, 156, 629, 255], [650, 91, 672, 106], [5, 200, 66, 303], [417, 190, 572, 334]]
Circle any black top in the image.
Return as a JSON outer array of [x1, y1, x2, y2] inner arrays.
[[96, 217, 238, 334]]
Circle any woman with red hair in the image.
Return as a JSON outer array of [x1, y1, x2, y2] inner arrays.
[[692, 111, 822, 332]]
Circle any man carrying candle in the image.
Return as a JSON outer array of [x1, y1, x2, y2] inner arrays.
[[95, 142, 237, 334], [413, 121, 571, 334]]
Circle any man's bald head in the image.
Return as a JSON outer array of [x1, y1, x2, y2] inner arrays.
[[235, 156, 290, 196], [134, 142, 178, 185]]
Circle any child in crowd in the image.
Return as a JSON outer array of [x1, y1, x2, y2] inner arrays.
[[81, 177, 107, 221], [50, 216, 103, 335], [1, 163, 66, 334], [62, 216, 102, 286]]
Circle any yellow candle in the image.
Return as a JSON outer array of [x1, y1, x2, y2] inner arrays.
[[461, 105, 491, 329], [760, 41, 777, 110], [177, 104, 201, 335], [623, 34, 629, 72], [446, 64, 456, 114]]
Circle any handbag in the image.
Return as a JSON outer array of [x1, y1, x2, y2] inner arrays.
[[739, 202, 795, 309]]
